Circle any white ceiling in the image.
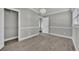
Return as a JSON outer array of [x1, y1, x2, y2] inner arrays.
[[33, 8, 70, 17], [46, 8, 69, 13], [17, 8, 70, 17], [33, 8, 40, 12], [34, 8, 70, 14]]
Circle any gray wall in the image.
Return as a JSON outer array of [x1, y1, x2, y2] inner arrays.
[[74, 28, 79, 49], [17, 8, 40, 41], [0, 8, 4, 49], [72, 8, 79, 49], [49, 10, 72, 37], [4, 9, 18, 39]]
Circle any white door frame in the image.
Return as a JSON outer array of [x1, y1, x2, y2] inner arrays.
[[3, 8, 20, 42]]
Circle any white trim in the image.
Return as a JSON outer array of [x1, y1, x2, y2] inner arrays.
[[30, 8, 40, 14], [29, 8, 70, 17], [30, 8, 70, 16], [72, 26, 79, 51], [49, 33, 78, 51], [46, 9, 70, 16], [21, 27, 39, 30], [49, 33, 72, 39], [5, 8, 20, 12], [3, 8, 4, 43], [5, 36, 18, 42], [3, 8, 4, 48], [50, 26, 72, 29], [4, 8, 20, 42], [19, 33, 39, 41], [18, 9, 21, 41], [72, 8, 78, 51], [0, 45, 4, 50], [72, 38, 78, 51]]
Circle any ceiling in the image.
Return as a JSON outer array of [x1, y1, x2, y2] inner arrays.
[[33, 8, 40, 12], [17, 8, 70, 16], [34, 8, 70, 13], [17, 8, 70, 17], [46, 8, 69, 13]]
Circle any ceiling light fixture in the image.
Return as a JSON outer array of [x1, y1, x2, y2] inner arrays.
[[40, 8, 46, 14]]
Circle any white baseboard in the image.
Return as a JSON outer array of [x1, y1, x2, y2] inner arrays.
[[19, 33, 39, 41], [72, 39, 78, 51], [49, 33, 78, 51], [0, 44, 4, 50], [5, 36, 18, 42], [49, 33, 72, 39]]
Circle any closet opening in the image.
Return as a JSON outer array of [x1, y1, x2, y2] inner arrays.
[[4, 8, 20, 45]]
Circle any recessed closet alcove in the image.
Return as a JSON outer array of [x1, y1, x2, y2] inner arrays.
[[4, 8, 19, 42]]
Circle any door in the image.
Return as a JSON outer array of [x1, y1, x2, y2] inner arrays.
[[41, 17, 49, 33], [0, 9, 4, 49]]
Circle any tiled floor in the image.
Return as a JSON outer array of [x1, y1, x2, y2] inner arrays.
[[1, 34, 75, 51]]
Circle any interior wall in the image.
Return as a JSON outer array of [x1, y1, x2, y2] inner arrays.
[[49, 10, 72, 37], [17, 8, 40, 41], [4, 9, 18, 40], [74, 28, 79, 49], [0, 8, 4, 49], [72, 8, 79, 49]]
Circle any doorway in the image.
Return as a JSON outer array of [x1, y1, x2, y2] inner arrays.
[[4, 8, 19, 43], [40, 17, 49, 33]]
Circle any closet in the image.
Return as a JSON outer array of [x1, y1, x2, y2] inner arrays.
[[4, 8, 18, 41]]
